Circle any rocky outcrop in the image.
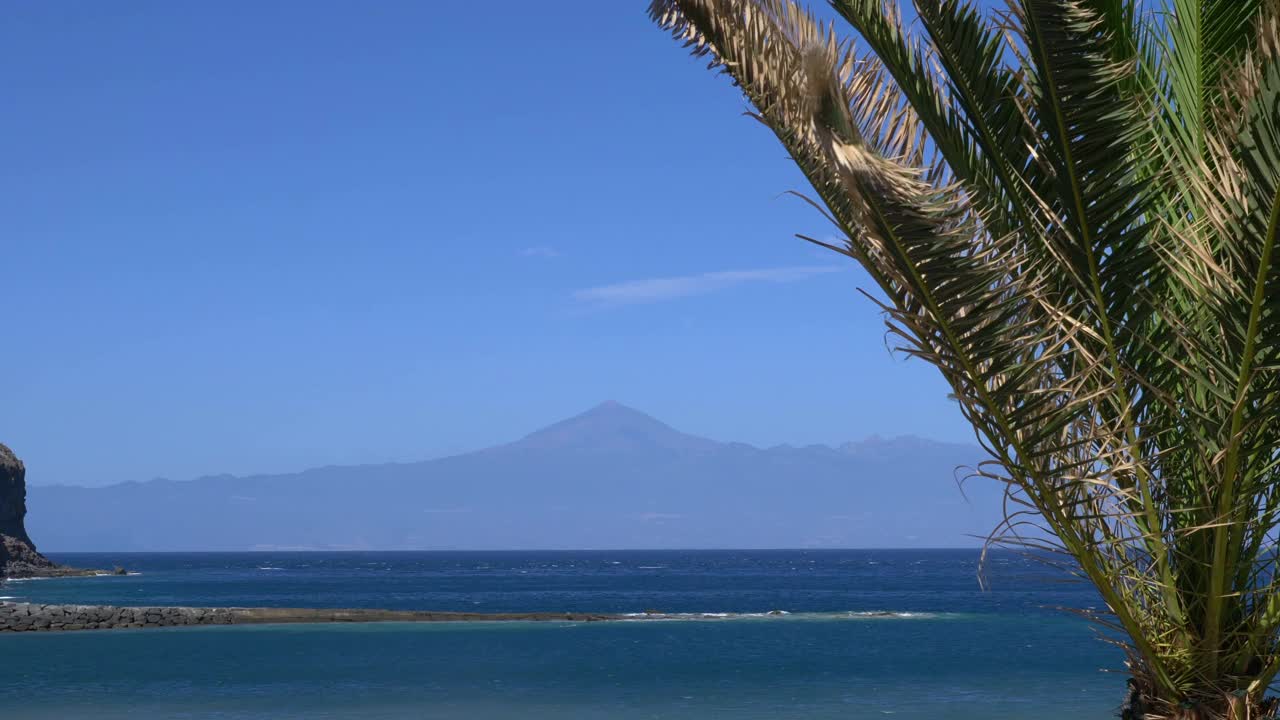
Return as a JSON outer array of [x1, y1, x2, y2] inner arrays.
[[0, 444, 33, 544], [0, 602, 619, 632], [0, 443, 97, 578]]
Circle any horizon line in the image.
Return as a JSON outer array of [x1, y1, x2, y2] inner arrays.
[[40, 547, 1005, 554]]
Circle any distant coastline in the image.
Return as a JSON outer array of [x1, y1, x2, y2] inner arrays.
[[27, 403, 993, 552]]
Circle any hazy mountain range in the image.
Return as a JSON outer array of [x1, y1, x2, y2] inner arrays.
[[29, 402, 1003, 551]]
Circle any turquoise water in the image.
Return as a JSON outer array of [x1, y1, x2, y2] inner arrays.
[[1, 551, 1122, 718]]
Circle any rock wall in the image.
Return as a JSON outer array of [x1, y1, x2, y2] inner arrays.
[[0, 444, 33, 546], [0, 602, 236, 631], [0, 443, 97, 578]]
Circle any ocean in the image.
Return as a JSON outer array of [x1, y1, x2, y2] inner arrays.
[[1, 550, 1122, 719]]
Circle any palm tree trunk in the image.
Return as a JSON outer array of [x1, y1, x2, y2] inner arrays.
[[1120, 678, 1146, 719], [1123, 688, 1280, 720]]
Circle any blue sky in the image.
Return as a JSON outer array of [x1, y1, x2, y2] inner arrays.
[[3, 1, 970, 487]]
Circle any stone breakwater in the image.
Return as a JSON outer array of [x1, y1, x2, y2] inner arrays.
[[0, 602, 620, 632], [0, 602, 236, 631]]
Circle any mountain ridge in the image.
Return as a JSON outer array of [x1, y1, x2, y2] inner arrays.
[[25, 402, 1000, 551], [37, 402, 975, 491]]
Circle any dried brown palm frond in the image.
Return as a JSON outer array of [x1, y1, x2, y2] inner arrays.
[[649, 0, 1280, 717]]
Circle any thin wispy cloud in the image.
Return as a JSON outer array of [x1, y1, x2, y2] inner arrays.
[[519, 246, 559, 258], [574, 265, 841, 306], [636, 512, 684, 522]]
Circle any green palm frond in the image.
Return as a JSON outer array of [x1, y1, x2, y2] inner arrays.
[[650, 0, 1280, 716]]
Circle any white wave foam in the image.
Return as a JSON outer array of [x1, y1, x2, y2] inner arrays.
[[844, 611, 936, 619], [621, 610, 792, 620], [618, 609, 941, 622], [257, 567, 284, 571], [622, 612, 737, 619]]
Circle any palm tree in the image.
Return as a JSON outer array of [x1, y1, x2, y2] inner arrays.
[[649, 0, 1280, 716]]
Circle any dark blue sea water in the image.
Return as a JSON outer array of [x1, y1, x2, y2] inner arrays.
[[1, 550, 1122, 719]]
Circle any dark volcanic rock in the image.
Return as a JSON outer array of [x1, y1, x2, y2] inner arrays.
[[0, 443, 96, 579], [0, 444, 32, 545]]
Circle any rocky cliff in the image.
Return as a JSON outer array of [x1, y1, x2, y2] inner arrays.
[[0, 443, 91, 578]]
